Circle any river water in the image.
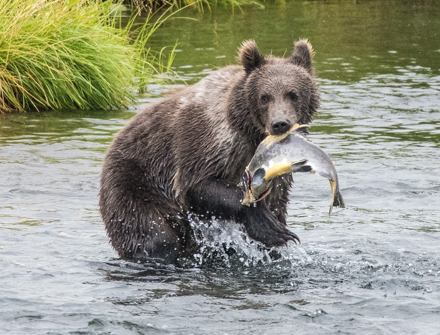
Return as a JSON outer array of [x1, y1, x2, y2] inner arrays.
[[1, 0, 440, 334]]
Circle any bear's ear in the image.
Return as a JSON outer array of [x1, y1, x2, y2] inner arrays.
[[290, 39, 314, 74], [238, 40, 265, 74]]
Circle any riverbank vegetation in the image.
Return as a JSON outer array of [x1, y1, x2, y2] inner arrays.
[[0, 0, 175, 113], [126, 0, 261, 12]]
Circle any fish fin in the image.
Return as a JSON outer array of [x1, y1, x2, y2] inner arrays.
[[264, 160, 307, 180], [241, 193, 252, 206], [295, 165, 313, 173], [295, 125, 310, 136], [291, 123, 310, 131], [265, 162, 295, 180], [317, 171, 331, 180], [263, 124, 311, 146], [290, 159, 308, 171]]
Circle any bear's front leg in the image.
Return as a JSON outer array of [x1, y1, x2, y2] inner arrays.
[[186, 180, 300, 246]]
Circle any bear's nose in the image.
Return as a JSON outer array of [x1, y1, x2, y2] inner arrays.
[[271, 118, 292, 135]]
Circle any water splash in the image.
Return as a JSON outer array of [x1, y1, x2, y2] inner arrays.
[[188, 218, 308, 269]]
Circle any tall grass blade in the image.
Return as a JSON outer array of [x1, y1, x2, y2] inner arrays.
[[0, 0, 175, 112]]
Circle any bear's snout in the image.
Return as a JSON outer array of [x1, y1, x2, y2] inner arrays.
[[271, 117, 292, 135]]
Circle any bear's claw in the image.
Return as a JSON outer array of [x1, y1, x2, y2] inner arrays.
[[243, 201, 301, 247]]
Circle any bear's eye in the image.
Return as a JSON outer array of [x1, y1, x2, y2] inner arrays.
[[260, 94, 271, 104], [288, 92, 298, 102]]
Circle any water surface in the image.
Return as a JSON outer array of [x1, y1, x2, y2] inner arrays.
[[1, 0, 440, 334]]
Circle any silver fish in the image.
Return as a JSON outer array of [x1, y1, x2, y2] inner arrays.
[[241, 124, 345, 215]]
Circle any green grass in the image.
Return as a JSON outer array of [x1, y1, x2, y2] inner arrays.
[[127, 0, 266, 12], [0, 0, 175, 112]]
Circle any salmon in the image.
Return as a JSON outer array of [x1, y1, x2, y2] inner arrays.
[[241, 124, 345, 215]]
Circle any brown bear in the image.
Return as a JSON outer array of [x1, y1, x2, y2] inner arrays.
[[99, 39, 320, 263]]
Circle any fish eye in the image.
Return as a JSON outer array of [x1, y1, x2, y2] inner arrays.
[[288, 91, 298, 102], [260, 94, 271, 104]]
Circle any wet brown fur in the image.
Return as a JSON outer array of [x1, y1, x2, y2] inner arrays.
[[99, 39, 320, 263]]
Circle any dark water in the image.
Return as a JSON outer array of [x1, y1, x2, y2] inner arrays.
[[1, 1, 440, 334]]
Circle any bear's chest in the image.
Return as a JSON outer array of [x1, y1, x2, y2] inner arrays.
[[220, 138, 256, 184]]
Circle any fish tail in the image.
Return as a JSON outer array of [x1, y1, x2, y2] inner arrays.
[[328, 179, 345, 216], [333, 190, 345, 209]]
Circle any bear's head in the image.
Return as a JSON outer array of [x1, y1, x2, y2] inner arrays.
[[239, 40, 320, 136]]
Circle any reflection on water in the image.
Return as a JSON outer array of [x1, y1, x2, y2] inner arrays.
[[147, 0, 440, 84], [1, 0, 440, 334]]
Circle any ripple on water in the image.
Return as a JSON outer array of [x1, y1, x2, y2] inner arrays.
[[95, 219, 440, 334]]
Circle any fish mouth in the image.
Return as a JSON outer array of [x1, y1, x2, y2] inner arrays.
[[240, 171, 252, 193], [240, 170, 272, 203], [240, 171, 254, 206], [244, 160, 309, 204]]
